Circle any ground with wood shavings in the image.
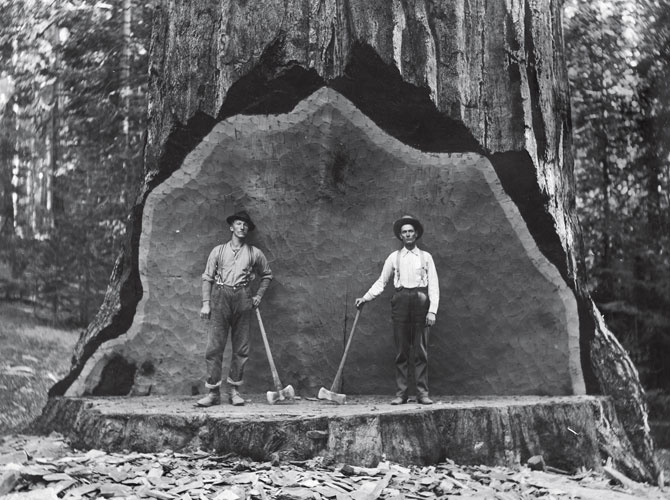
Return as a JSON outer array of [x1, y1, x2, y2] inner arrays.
[[1, 434, 667, 500]]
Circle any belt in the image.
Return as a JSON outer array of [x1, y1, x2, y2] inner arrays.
[[395, 286, 428, 292], [215, 282, 248, 291]]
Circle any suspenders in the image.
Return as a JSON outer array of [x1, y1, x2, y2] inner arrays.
[[394, 248, 427, 287], [215, 243, 255, 286], [214, 243, 226, 284]]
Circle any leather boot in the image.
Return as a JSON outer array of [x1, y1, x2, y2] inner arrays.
[[229, 386, 245, 406], [196, 389, 221, 407]]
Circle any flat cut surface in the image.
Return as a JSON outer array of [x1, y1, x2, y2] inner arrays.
[[67, 88, 583, 398], [57, 393, 592, 416]]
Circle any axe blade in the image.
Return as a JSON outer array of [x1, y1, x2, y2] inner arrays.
[[281, 384, 295, 400], [267, 384, 296, 404], [317, 386, 346, 405], [266, 390, 280, 404]]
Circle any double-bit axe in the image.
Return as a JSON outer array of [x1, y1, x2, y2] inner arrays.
[[318, 308, 362, 405], [256, 308, 295, 404]]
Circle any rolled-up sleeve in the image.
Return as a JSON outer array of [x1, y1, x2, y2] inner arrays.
[[202, 246, 220, 283], [253, 248, 273, 298], [201, 246, 221, 303]]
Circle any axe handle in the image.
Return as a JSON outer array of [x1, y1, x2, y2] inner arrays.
[[255, 308, 283, 394], [330, 308, 362, 393]]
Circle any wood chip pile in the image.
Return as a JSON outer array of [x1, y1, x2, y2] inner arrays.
[[0, 434, 665, 500]]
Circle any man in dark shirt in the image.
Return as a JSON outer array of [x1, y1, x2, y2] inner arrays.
[[197, 210, 272, 406]]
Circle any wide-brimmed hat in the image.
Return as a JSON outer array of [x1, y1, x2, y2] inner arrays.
[[226, 210, 256, 231], [393, 215, 423, 240]]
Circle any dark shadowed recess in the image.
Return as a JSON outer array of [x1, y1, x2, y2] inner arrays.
[[329, 43, 483, 153], [49, 36, 595, 397], [92, 355, 137, 396]]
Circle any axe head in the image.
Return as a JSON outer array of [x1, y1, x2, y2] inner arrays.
[[317, 386, 346, 405], [266, 384, 296, 404]]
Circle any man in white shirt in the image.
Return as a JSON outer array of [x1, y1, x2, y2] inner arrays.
[[355, 215, 439, 405]]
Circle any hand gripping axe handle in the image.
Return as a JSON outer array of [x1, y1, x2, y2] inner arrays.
[[255, 308, 295, 404], [318, 308, 362, 405]]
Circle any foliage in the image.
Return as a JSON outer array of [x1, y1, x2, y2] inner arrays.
[[0, 0, 152, 325], [565, 0, 670, 390]]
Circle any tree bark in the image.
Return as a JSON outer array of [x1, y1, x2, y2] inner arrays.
[[33, 394, 635, 473], [49, 0, 659, 482]]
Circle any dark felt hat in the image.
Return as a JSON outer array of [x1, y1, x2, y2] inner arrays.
[[393, 215, 424, 240], [226, 210, 256, 231]]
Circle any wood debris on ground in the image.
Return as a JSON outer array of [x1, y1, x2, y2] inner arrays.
[[0, 434, 666, 500]]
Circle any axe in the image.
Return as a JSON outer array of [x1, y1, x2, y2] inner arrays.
[[318, 308, 362, 405], [255, 308, 295, 404]]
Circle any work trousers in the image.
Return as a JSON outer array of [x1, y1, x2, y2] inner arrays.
[[391, 287, 431, 398], [205, 284, 253, 387]]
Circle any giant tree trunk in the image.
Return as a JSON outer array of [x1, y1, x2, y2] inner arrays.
[[48, 0, 659, 482]]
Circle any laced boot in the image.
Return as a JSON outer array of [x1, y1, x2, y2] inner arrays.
[[229, 386, 245, 406], [196, 388, 221, 407]]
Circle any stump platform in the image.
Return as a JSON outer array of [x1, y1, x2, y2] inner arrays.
[[34, 395, 615, 471]]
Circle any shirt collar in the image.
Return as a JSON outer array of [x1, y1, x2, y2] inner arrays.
[[226, 242, 247, 253], [401, 246, 420, 256], [227, 241, 246, 249]]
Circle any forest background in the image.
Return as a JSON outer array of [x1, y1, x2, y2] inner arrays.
[[0, 0, 669, 414]]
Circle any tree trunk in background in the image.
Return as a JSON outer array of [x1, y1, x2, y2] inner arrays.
[[599, 154, 612, 300], [0, 110, 15, 237], [49, 0, 659, 482], [121, 0, 132, 192], [45, 25, 60, 233]]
